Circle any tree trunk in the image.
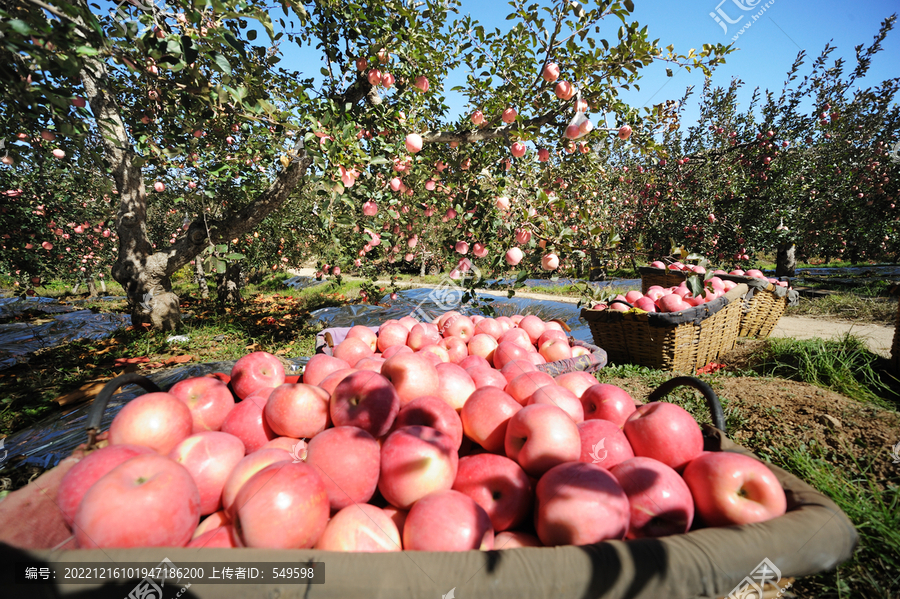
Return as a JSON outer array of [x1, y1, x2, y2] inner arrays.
[[194, 260, 209, 299], [100, 278, 107, 293], [775, 243, 797, 277], [72, 283, 80, 295], [589, 250, 606, 281], [217, 262, 243, 305], [88, 279, 97, 297]]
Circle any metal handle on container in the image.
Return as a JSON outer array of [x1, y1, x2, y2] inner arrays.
[[646, 376, 727, 433], [85, 373, 161, 450]]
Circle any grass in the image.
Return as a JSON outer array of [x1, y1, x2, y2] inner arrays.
[[747, 334, 900, 410], [756, 442, 900, 598], [786, 290, 897, 325]]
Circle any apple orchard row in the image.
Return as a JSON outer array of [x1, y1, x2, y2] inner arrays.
[[58, 312, 787, 551]]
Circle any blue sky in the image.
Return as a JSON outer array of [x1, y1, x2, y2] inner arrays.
[[429, 0, 900, 128]]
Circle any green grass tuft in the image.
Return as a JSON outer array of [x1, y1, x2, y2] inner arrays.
[[748, 334, 900, 409]]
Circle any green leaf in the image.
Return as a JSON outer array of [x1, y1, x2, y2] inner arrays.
[[247, 29, 257, 41], [211, 52, 232, 75], [75, 45, 101, 56], [7, 19, 33, 35], [223, 253, 245, 260], [686, 275, 703, 297], [215, 244, 228, 253], [624, 0, 635, 12]]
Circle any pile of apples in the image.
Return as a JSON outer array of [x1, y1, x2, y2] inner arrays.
[[56, 311, 787, 552], [649, 260, 790, 289], [593, 276, 743, 313]]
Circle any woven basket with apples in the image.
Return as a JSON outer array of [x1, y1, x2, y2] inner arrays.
[[0, 311, 855, 599]]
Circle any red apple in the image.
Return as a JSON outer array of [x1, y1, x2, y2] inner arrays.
[[535, 462, 629, 546], [232, 462, 329, 548], [346, 325, 378, 351], [539, 338, 573, 363], [265, 383, 331, 438], [315, 503, 402, 552], [682, 452, 787, 527], [382, 352, 440, 406], [333, 337, 374, 367], [375, 508, 405, 543], [355, 356, 385, 373], [402, 489, 493, 551], [191, 510, 231, 539], [610, 456, 694, 538], [108, 392, 193, 455], [499, 359, 537, 382], [504, 404, 581, 477], [441, 314, 475, 342], [505, 371, 556, 405], [537, 329, 568, 349], [316, 368, 358, 396], [499, 327, 532, 350], [493, 341, 531, 369], [330, 371, 400, 438], [74, 454, 200, 548], [377, 322, 410, 352], [554, 371, 598, 398], [527, 385, 584, 422], [57, 444, 154, 528], [581, 384, 637, 427], [460, 387, 522, 453], [169, 431, 246, 515], [230, 351, 285, 400], [517, 314, 546, 344], [220, 392, 277, 453], [434, 362, 476, 410], [467, 366, 508, 390], [407, 323, 442, 350], [168, 377, 235, 432], [440, 336, 469, 363], [303, 354, 351, 386], [393, 395, 464, 449], [418, 345, 449, 365], [474, 318, 503, 340], [262, 436, 304, 455], [453, 453, 532, 531], [221, 448, 292, 517], [459, 354, 491, 370], [186, 524, 240, 548], [624, 402, 704, 471], [577, 419, 634, 469], [494, 531, 543, 548], [382, 344, 414, 362], [378, 425, 458, 509], [305, 425, 381, 511]]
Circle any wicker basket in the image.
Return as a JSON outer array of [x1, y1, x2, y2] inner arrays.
[[580, 283, 748, 372], [638, 266, 689, 293], [716, 274, 796, 338]]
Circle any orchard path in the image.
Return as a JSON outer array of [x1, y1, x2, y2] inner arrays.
[[295, 270, 896, 358]]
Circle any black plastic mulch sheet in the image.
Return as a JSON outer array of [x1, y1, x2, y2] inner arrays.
[[0, 308, 131, 371], [0, 287, 591, 474]]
